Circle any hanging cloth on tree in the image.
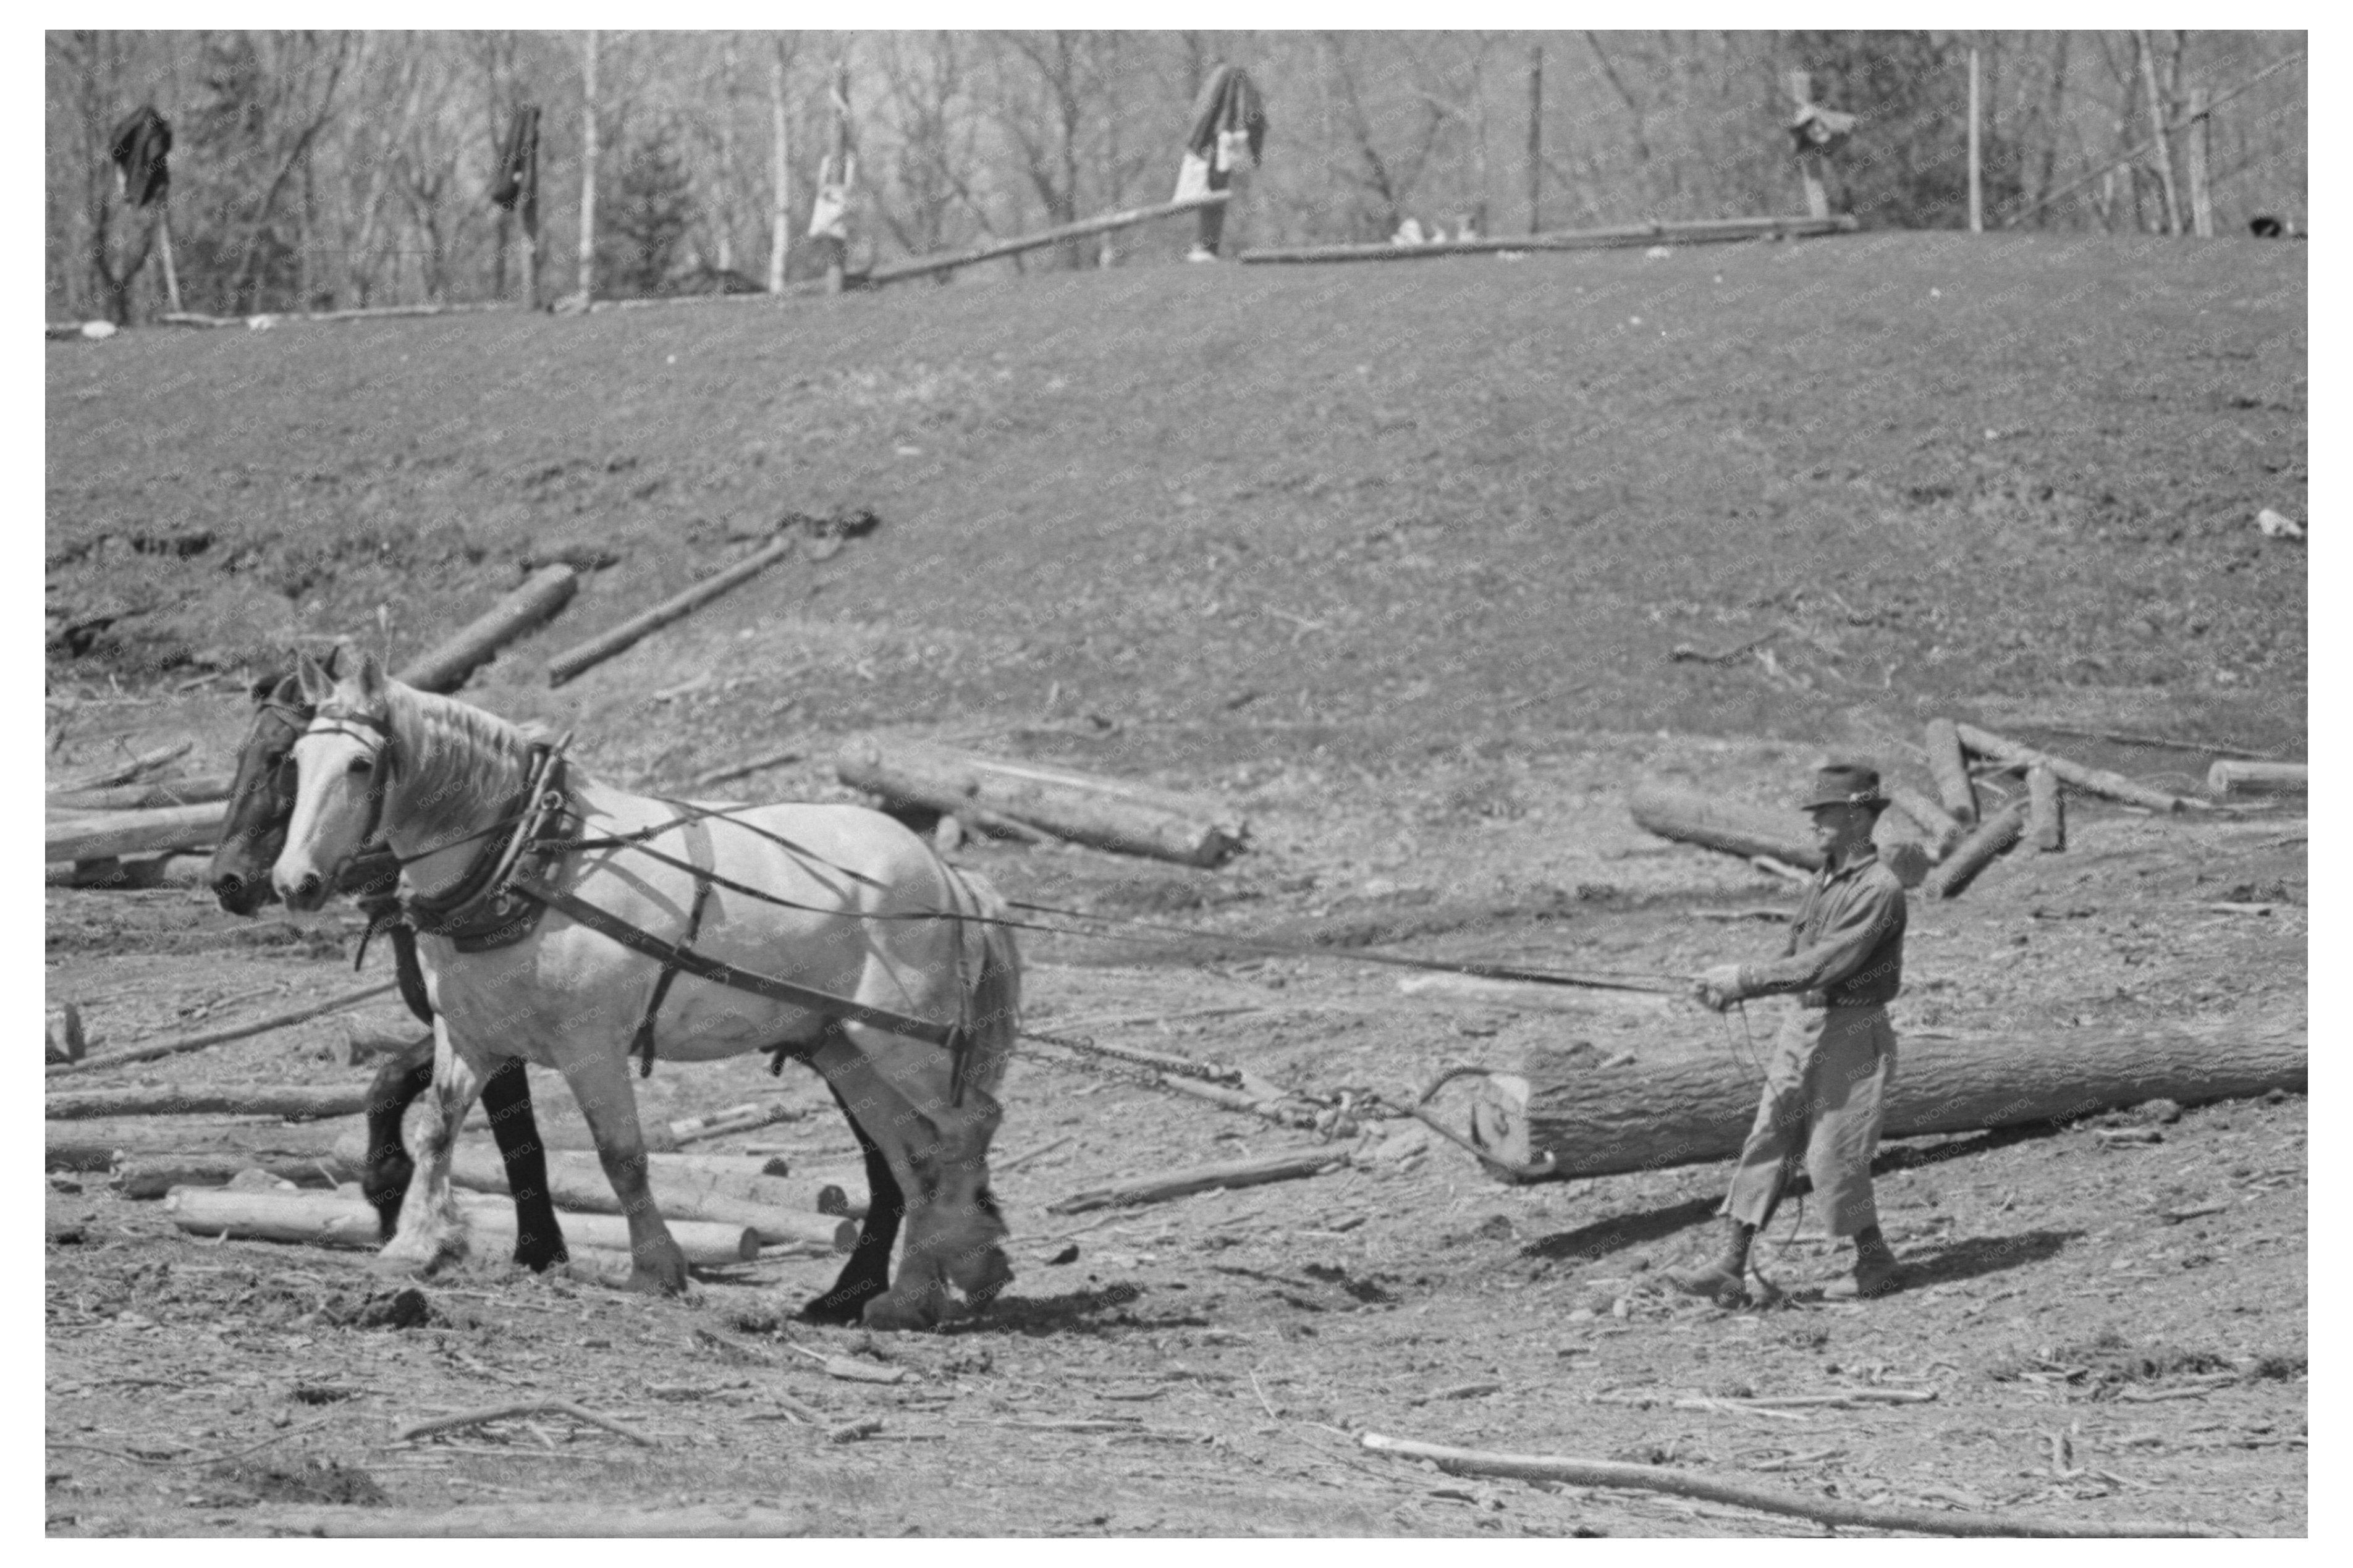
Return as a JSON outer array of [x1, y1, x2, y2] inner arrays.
[[808, 153, 857, 242], [109, 106, 172, 209], [1183, 65, 1266, 169], [489, 104, 541, 213]]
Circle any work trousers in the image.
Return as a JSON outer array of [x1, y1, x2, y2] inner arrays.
[[1721, 1003, 1896, 1238]]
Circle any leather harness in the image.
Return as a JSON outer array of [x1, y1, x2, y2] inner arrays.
[[313, 706, 976, 1098]]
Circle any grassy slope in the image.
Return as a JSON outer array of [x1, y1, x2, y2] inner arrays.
[[46, 231, 2306, 786]]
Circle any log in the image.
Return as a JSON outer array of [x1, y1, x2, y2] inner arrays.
[[49, 772, 235, 812], [1954, 722, 2204, 814], [49, 980, 401, 1078], [1924, 719, 1978, 825], [163, 1186, 761, 1266], [46, 1083, 370, 1121], [1238, 214, 1856, 265], [2027, 764, 2065, 852], [112, 1152, 344, 1198], [863, 192, 1230, 286], [837, 735, 1245, 866], [395, 563, 579, 694], [1358, 1433, 2216, 1538], [664, 1098, 806, 1146], [1468, 1019, 2304, 1181], [48, 739, 193, 795], [44, 801, 227, 864], [340, 1008, 432, 1066], [1047, 1147, 1349, 1215], [545, 533, 798, 687], [1628, 783, 1821, 870], [1922, 799, 2029, 900], [437, 1140, 854, 1250], [48, 1117, 350, 1174], [2207, 760, 2306, 800], [1886, 786, 1964, 859], [46, 1004, 85, 1064], [252, 1504, 818, 1537], [44, 853, 209, 890]]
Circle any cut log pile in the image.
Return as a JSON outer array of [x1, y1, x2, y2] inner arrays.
[[1631, 718, 2297, 902]]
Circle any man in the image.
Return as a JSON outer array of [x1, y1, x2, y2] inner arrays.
[[1671, 761, 1908, 1307]]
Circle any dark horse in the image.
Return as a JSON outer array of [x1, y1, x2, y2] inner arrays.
[[205, 660, 568, 1270]]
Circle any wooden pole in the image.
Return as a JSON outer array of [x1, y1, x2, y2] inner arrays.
[[155, 207, 182, 313], [825, 58, 850, 294], [1788, 69, 1829, 221], [1526, 45, 1543, 237], [2187, 86, 2213, 238], [1472, 1019, 2304, 1181], [768, 38, 790, 292], [1967, 47, 1983, 233], [1359, 1434, 2219, 1538], [163, 1186, 761, 1267], [578, 29, 600, 300], [544, 533, 797, 687], [49, 980, 401, 1079], [1047, 1148, 1349, 1215], [1236, 214, 1856, 266], [863, 194, 1233, 287], [394, 563, 578, 694], [716, 34, 737, 276], [2139, 31, 2182, 237], [1924, 717, 1979, 824]]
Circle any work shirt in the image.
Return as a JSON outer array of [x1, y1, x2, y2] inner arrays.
[[1737, 844, 1906, 1008]]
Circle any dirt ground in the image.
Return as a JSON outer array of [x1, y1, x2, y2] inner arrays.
[[46, 232, 2304, 1537]]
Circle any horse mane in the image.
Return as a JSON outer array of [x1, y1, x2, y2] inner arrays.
[[382, 681, 537, 846]]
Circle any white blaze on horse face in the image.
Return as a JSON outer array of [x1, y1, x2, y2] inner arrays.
[[272, 721, 379, 911]]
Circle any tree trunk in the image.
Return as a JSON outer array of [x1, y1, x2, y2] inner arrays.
[[1924, 718, 1979, 824], [579, 29, 600, 300], [45, 802, 226, 864], [2138, 30, 2182, 236], [46, 1083, 369, 1122], [768, 40, 790, 292], [2207, 760, 2305, 799], [163, 1186, 761, 1266], [394, 563, 578, 694], [1628, 782, 1820, 870], [1470, 1019, 2304, 1181], [837, 735, 1246, 866], [1954, 722, 2202, 813]]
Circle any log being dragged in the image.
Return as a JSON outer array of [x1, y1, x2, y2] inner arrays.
[[163, 1187, 761, 1266], [1047, 1147, 1349, 1215], [2207, 759, 2306, 799], [1468, 1020, 2304, 1181], [837, 735, 1246, 867], [1954, 722, 2205, 814], [46, 1082, 370, 1121], [395, 563, 579, 695], [1628, 783, 1822, 870]]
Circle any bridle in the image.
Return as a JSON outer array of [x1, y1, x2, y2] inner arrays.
[[296, 702, 400, 863]]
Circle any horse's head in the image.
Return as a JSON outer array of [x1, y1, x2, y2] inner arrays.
[[274, 646, 397, 913], [206, 668, 316, 916]]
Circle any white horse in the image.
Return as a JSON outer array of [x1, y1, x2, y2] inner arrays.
[[271, 649, 1021, 1330]]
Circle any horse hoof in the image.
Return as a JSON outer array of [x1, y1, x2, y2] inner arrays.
[[626, 1249, 690, 1296], [800, 1284, 881, 1325], [513, 1242, 569, 1273], [949, 1245, 1015, 1305], [860, 1288, 944, 1333]]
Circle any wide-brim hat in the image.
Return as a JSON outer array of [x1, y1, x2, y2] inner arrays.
[[1802, 761, 1887, 812]]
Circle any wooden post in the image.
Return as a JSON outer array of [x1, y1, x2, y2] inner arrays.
[[2027, 763, 2064, 851], [825, 58, 850, 294], [578, 29, 600, 300], [1924, 718, 1979, 825], [2138, 31, 2182, 237], [1967, 47, 1983, 233], [1788, 69, 1829, 221], [768, 38, 790, 292], [2187, 86, 2213, 238], [716, 34, 737, 276], [1526, 45, 1543, 236]]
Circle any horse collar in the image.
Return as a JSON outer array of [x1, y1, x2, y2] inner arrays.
[[403, 740, 577, 952]]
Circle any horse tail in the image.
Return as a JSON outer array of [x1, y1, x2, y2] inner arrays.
[[943, 864, 1021, 1102]]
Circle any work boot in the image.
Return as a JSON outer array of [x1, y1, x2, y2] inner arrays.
[[1823, 1226, 1903, 1300], [1667, 1216, 1754, 1307]]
